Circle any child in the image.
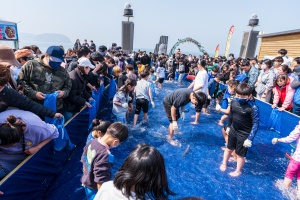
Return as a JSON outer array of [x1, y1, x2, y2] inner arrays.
[[148, 68, 156, 83], [220, 83, 259, 177], [133, 70, 155, 126], [156, 61, 165, 89], [208, 74, 221, 103], [86, 119, 112, 144], [216, 80, 239, 127], [81, 122, 129, 200], [178, 59, 185, 85], [94, 144, 176, 199], [167, 63, 174, 81], [272, 74, 295, 111], [112, 78, 136, 124], [272, 121, 300, 198]]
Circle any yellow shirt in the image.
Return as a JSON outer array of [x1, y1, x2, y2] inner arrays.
[[138, 64, 145, 73]]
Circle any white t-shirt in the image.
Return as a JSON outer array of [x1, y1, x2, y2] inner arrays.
[[156, 67, 165, 78], [94, 181, 139, 200], [193, 69, 208, 94]]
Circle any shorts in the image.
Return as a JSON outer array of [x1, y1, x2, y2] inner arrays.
[[135, 98, 149, 114], [163, 101, 180, 123], [285, 159, 300, 180], [158, 78, 164, 84], [227, 133, 248, 157]]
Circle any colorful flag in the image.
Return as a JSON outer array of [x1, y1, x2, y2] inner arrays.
[[214, 44, 219, 58], [224, 25, 234, 58]]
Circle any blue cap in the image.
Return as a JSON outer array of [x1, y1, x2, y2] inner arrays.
[[46, 46, 64, 62]]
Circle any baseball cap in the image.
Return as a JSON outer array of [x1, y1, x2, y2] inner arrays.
[[46, 46, 64, 62], [78, 57, 95, 69]]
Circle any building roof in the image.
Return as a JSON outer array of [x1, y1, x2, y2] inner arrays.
[[258, 29, 300, 38]]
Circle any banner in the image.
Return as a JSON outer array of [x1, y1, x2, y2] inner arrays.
[[0, 22, 18, 40], [224, 25, 234, 58], [214, 44, 219, 58]]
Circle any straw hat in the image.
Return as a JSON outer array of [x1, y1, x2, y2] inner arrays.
[[0, 44, 20, 66]]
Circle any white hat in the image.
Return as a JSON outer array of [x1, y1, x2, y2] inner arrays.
[[78, 57, 95, 69]]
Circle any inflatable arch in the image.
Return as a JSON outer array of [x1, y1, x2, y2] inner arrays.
[[169, 37, 206, 56]]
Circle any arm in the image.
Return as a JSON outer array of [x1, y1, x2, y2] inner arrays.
[[188, 81, 195, 89], [272, 88, 279, 106], [17, 61, 38, 99], [282, 84, 295, 109], [171, 106, 177, 121], [24, 138, 52, 155], [220, 105, 230, 115], [148, 87, 153, 101], [247, 104, 260, 141], [279, 125, 300, 143], [60, 74, 72, 98], [228, 102, 233, 127]]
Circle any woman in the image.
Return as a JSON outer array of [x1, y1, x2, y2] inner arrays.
[[255, 59, 275, 102], [272, 74, 295, 111], [65, 58, 93, 120], [278, 64, 298, 79], [0, 110, 59, 179], [220, 64, 230, 83], [94, 144, 176, 200]]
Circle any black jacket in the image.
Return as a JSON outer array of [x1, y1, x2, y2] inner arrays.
[[65, 68, 91, 113], [0, 86, 56, 118]]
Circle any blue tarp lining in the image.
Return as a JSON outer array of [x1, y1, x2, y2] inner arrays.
[[0, 81, 299, 199]]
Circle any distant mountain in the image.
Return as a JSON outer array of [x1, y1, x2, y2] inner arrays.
[[18, 32, 73, 52]]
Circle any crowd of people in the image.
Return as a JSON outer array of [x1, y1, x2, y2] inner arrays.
[[0, 39, 300, 199]]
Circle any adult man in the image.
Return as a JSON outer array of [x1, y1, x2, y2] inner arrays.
[[18, 46, 72, 114], [90, 40, 96, 50], [241, 60, 259, 88], [278, 48, 291, 67], [98, 45, 107, 57], [82, 39, 89, 47], [188, 60, 209, 123], [163, 88, 206, 146]]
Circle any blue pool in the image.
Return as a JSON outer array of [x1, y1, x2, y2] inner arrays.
[[45, 81, 297, 200]]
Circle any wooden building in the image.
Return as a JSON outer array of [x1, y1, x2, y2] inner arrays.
[[257, 29, 300, 60]]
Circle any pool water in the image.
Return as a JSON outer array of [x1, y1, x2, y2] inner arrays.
[[46, 81, 296, 200]]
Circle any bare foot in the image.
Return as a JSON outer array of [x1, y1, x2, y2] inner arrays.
[[229, 171, 242, 177], [203, 112, 210, 116], [221, 147, 226, 151], [166, 136, 181, 147], [219, 163, 227, 172], [218, 120, 224, 126], [190, 122, 199, 125]]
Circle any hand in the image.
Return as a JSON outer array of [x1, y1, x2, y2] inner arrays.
[[85, 102, 92, 108], [121, 103, 128, 109], [278, 107, 285, 111], [91, 86, 97, 91], [181, 112, 185, 121], [53, 113, 63, 118], [243, 139, 252, 148], [272, 138, 278, 145], [207, 95, 212, 100], [36, 92, 45, 100], [226, 127, 230, 135], [0, 191, 3, 195], [271, 104, 276, 108], [89, 97, 94, 101], [215, 104, 221, 111], [172, 121, 178, 132], [151, 101, 155, 108], [56, 90, 65, 98]]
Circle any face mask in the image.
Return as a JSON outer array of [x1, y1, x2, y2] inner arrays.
[[235, 97, 249, 104], [48, 59, 61, 70], [261, 64, 267, 70]]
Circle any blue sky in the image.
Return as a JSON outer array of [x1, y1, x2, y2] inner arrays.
[[1, 0, 300, 56]]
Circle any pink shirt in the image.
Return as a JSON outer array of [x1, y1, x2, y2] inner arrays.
[[281, 122, 300, 162]]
